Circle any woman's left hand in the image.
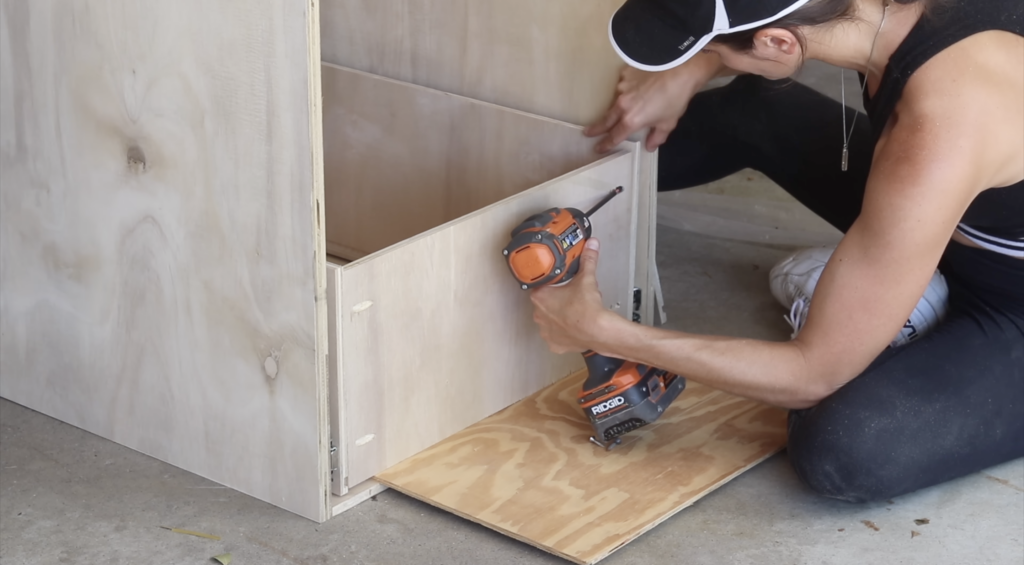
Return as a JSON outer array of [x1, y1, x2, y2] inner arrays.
[[529, 238, 615, 354]]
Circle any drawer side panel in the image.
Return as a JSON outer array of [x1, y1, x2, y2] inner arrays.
[[341, 152, 638, 485]]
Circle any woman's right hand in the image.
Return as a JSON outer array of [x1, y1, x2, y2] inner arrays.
[[585, 51, 724, 153]]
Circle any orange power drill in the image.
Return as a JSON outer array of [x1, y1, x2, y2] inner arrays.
[[502, 187, 686, 450]]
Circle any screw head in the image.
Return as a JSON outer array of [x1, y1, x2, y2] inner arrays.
[[554, 269, 562, 275], [521, 284, 528, 290], [535, 234, 542, 240], [502, 249, 509, 256]]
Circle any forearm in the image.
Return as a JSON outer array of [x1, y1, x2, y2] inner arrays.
[[669, 50, 729, 90], [589, 315, 831, 409]]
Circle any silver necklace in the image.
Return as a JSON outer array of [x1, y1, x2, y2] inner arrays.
[[841, 1, 890, 171]]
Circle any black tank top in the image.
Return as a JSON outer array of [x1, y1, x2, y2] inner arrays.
[[863, 0, 1024, 245]]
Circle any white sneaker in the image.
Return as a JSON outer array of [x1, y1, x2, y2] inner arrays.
[[768, 246, 949, 348]]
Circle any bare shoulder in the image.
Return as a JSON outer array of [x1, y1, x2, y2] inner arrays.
[[894, 30, 1024, 189]]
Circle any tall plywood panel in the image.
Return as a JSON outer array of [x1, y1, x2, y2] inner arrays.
[[0, 0, 329, 520]]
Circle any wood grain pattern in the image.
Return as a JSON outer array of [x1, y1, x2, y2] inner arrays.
[[320, 0, 626, 127], [308, 0, 332, 520], [340, 151, 640, 487], [321, 63, 603, 258], [0, 0, 329, 520], [377, 374, 787, 564]]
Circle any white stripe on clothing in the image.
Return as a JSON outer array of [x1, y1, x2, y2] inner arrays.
[[956, 224, 1024, 258]]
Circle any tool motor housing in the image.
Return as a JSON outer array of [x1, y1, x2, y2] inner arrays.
[[502, 207, 591, 290]]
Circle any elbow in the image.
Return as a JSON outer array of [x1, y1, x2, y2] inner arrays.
[[784, 381, 836, 410], [782, 342, 848, 410]]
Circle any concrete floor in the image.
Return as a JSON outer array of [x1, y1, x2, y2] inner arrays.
[[3, 63, 1023, 564]]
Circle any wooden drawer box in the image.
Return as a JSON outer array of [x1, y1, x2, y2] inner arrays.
[[0, 1, 652, 522], [321, 64, 642, 500]]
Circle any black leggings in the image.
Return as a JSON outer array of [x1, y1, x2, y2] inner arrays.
[[660, 75, 1024, 502]]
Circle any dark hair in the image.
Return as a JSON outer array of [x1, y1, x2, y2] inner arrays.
[[711, 0, 940, 53]]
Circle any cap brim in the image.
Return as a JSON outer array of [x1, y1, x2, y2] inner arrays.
[[609, 0, 720, 72], [609, 0, 816, 72]]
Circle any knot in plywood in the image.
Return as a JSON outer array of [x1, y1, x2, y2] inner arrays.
[[263, 349, 283, 381], [126, 144, 147, 173]]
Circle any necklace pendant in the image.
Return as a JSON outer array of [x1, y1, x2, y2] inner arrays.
[[841, 147, 849, 172]]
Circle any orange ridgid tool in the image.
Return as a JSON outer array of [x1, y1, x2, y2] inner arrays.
[[502, 186, 686, 450]]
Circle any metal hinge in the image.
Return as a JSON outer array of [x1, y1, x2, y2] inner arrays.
[[329, 440, 339, 483], [632, 287, 642, 323]]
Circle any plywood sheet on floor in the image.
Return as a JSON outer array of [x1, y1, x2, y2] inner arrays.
[[376, 372, 787, 564]]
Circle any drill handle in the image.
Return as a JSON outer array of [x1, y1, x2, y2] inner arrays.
[[581, 350, 626, 392], [509, 209, 559, 238]]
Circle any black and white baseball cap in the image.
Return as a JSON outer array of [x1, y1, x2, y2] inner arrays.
[[610, 0, 813, 71]]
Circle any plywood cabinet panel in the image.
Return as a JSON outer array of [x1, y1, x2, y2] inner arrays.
[[0, 0, 329, 520], [340, 152, 639, 486], [321, 64, 602, 259], [321, 0, 626, 127]]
